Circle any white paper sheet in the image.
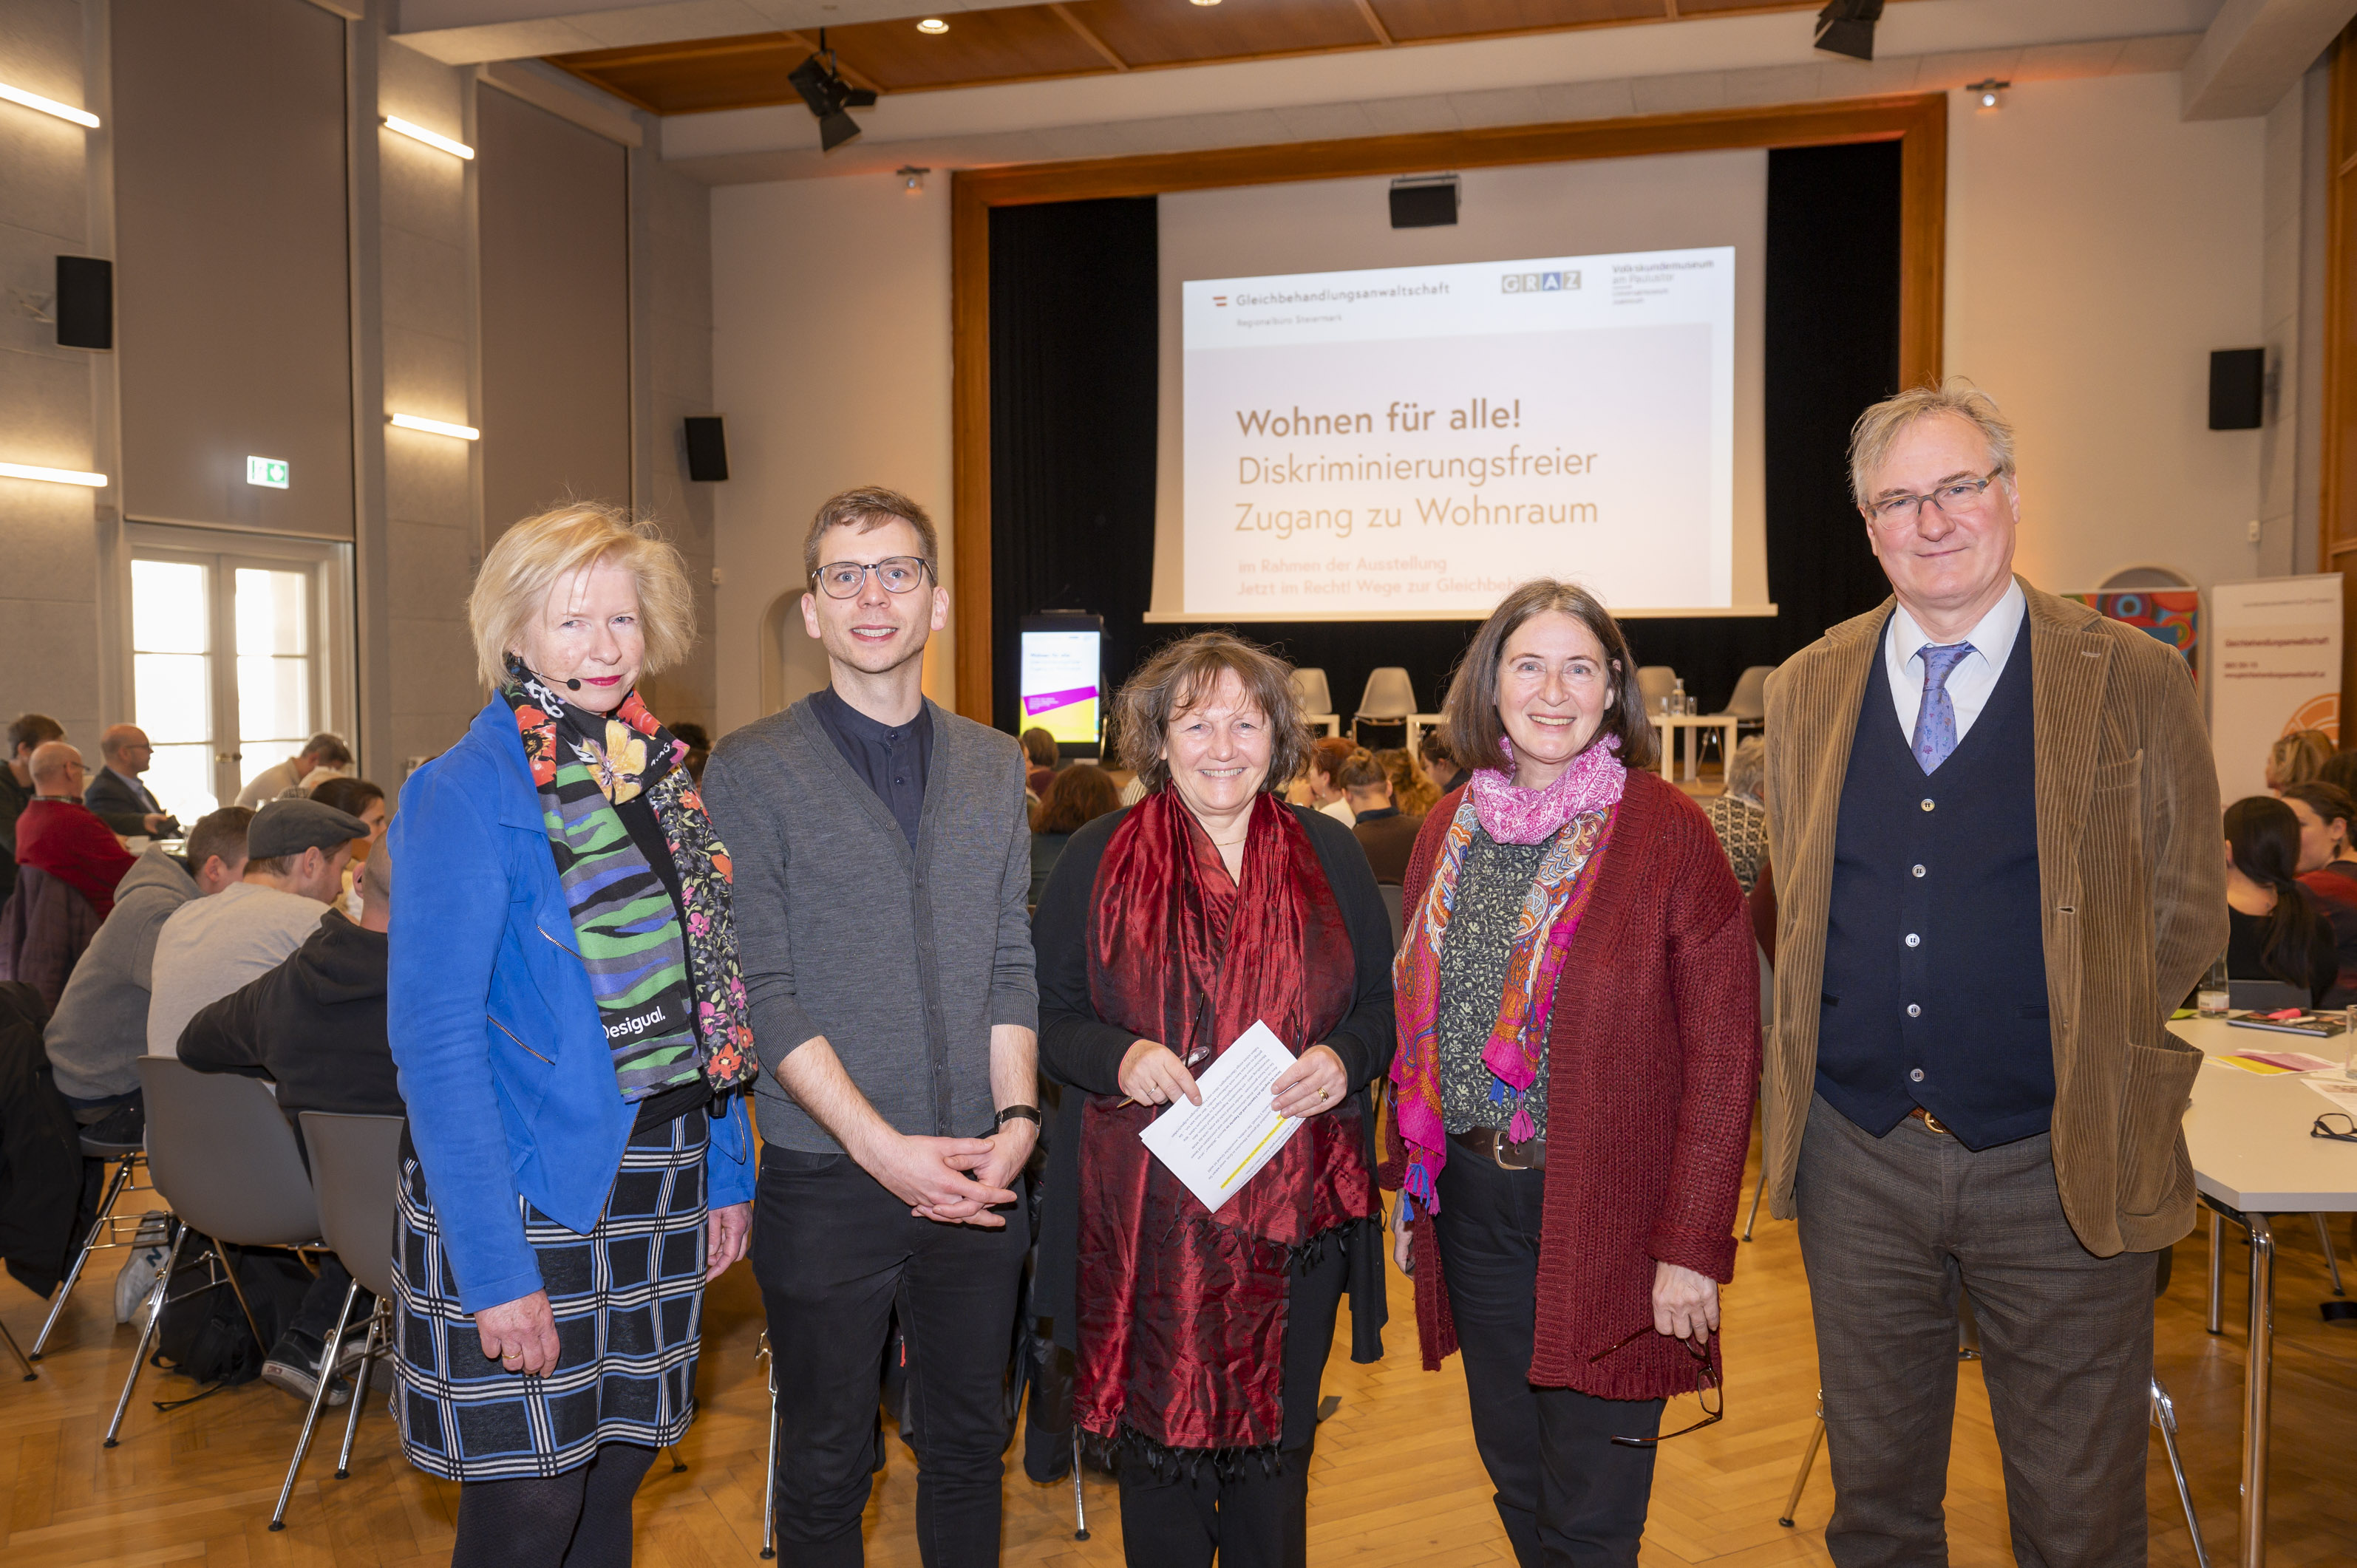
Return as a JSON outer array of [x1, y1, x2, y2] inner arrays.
[[2302, 1076, 2357, 1111], [1138, 1020, 1302, 1215]]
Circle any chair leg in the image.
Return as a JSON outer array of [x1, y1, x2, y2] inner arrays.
[[271, 1277, 362, 1530], [1072, 1429, 1090, 1541], [2151, 1375, 2212, 1568], [2313, 1213, 2344, 1296], [1, 1315, 33, 1380], [1741, 1163, 1767, 1243], [2207, 1209, 2225, 1334], [32, 1151, 137, 1358], [333, 1303, 388, 1480], [1779, 1397, 1826, 1528], [760, 1335, 779, 1560], [105, 1221, 187, 1448]]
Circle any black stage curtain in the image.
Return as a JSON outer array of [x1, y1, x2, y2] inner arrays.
[[987, 141, 1903, 740]]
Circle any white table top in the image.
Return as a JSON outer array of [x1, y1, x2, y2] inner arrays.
[[2174, 1016, 2357, 1213]]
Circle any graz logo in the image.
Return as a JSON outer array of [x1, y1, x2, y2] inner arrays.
[[1501, 270, 1580, 294]]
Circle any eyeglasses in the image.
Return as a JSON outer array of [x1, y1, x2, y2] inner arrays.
[[2313, 1113, 2357, 1144], [812, 556, 933, 599], [1865, 468, 2005, 526], [1587, 1324, 1723, 1446]]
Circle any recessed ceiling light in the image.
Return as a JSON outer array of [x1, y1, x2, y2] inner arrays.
[[916, 17, 948, 33], [1191, 0, 1221, 6]]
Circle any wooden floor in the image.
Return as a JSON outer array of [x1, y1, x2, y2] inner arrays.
[[6, 1131, 2354, 1567]]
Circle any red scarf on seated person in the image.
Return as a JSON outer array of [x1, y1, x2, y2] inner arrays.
[[1075, 788, 1374, 1457]]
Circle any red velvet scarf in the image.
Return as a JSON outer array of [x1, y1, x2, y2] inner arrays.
[[1075, 789, 1373, 1455]]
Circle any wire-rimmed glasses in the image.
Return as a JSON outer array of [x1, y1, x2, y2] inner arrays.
[[1587, 1323, 1724, 1446], [1865, 468, 2006, 527], [812, 556, 933, 598]]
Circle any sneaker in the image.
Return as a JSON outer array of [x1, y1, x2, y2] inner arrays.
[[113, 1241, 168, 1326], [261, 1330, 352, 1408]]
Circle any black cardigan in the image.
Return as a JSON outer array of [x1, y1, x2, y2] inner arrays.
[[1032, 801, 1395, 1366]]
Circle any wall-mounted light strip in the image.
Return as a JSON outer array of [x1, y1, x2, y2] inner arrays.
[[384, 115, 475, 160], [390, 412, 480, 440], [0, 81, 101, 129], [0, 460, 108, 487]]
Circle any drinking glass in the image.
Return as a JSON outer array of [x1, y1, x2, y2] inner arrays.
[[2196, 957, 2230, 1018]]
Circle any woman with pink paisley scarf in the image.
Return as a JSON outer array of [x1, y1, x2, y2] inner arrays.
[[1381, 579, 1759, 1566]]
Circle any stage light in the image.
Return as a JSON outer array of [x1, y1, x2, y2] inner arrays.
[[789, 30, 877, 154], [384, 115, 475, 160], [1966, 78, 2009, 110], [389, 412, 479, 440], [0, 81, 99, 128], [0, 460, 106, 487], [1813, 0, 1882, 61], [897, 166, 929, 194], [916, 18, 948, 33]]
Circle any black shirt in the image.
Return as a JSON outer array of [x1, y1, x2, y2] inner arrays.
[[810, 686, 933, 848], [2227, 901, 2339, 1007]]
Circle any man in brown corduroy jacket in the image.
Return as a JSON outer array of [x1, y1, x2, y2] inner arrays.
[[1761, 384, 2224, 1567]]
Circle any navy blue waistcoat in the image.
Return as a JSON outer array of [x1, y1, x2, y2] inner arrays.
[[1814, 618, 2053, 1150]]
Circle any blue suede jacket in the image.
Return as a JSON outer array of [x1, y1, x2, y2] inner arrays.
[[387, 698, 755, 1314]]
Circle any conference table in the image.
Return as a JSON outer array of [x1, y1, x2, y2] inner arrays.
[[1656, 712, 1742, 783], [2171, 1015, 2357, 1568]]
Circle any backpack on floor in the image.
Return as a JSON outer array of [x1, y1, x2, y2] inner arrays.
[[151, 1233, 313, 1388]]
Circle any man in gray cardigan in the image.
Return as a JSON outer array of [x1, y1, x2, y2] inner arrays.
[[704, 487, 1038, 1568]]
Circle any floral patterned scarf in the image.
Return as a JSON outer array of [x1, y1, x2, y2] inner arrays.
[[1388, 735, 1625, 1216], [502, 667, 758, 1097]]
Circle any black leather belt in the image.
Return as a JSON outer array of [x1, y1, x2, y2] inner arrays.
[[1452, 1127, 1546, 1171]]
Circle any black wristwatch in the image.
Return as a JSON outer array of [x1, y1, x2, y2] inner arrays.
[[995, 1104, 1041, 1128]]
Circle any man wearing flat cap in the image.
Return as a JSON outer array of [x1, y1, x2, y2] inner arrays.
[[147, 796, 371, 1061]]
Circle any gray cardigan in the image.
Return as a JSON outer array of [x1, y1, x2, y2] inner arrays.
[[703, 695, 1038, 1152]]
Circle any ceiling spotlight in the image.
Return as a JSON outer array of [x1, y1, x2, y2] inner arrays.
[[1190, 0, 1220, 7], [897, 166, 929, 193], [1966, 78, 2010, 110], [789, 29, 877, 153], [1812, 0, 1882, 61], [916, 17, 948, 33]]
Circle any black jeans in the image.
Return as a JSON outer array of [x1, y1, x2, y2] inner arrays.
[[1433, 1139, 1664, 1568], [752, 1145, 1030, 1567], [1112, 1239, 1348, 1568], [286, 1255, 372, 1346]]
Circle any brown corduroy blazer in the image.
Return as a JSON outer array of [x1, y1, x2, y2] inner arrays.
[[1760, 580, 2226, 1256]]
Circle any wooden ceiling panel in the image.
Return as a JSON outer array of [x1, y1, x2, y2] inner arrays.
[[822, 8, 1113, 92], [1670, 0, 1826, 16], [551, 32, 813, 114], [1061, 0, 1383, 68], [1370, 0, 1665, 45]]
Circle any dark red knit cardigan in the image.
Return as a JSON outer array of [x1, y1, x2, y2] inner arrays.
[[1381, 766, 1761, 1401]]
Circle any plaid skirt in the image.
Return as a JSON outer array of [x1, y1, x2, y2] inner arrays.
[[391, 1110, 710, 1480]]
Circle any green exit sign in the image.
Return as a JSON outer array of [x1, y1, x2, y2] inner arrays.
[[245, 456, 290, 489]]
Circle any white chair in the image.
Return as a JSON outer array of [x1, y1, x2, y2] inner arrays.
[[1714, 665, 1772, 732], [1354, 667, 1417, 747], [1290, 669, 1341, 737], [1636, 666, 1677, 712]]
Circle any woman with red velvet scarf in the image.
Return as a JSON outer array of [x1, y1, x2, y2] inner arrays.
[[1032, 632, 1397, 1568], [1382, 580, 1758, 1567]]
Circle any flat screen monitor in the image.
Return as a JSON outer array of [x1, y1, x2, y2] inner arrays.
[[1018, 614, 1102, 757]]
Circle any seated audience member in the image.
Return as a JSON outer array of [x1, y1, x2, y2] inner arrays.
[[146, 797, 367, 1058], [2284, 780, 2357, 1007], [309, 776, 386, 920], [2266, 729, 2333, 794], [83, 724, 176, 839], [1417, 723, 1468, 798], [672, 721, 712, 784], [2320, 748, 2357, 797], [14, 742, 137, 919], [1340, 749, 1421, 884], [236, 732, 351, 809], [1307, 735, 1362, 827], [0, 712, 67, 904], [182, 845, 398, 1405], [1705, 736, 1770, 896], [2225, 796, 2337, 1006], [1021, 726, 1060, 799], [1031, 763, 1119, 905], [44, 808, 253, 1133], [1379, 745, 1439, 817]]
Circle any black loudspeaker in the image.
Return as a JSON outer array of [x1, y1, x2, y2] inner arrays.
[[2209, 347, 2265, 430], [55, 256, 112, 350], [683, 415, 729, 482], [1390, 177, 1458, 230]]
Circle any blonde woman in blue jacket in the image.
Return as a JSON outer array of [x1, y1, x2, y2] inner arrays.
[[387, 504, 758, 1568]]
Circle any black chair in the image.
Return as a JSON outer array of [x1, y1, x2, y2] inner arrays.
[[31, 1124, 159, 1360]]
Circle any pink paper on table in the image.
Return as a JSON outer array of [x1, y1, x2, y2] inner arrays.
[[2220, 1049, 2341, 1074]]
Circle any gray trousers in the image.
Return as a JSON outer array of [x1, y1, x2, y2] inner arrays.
[[1795, 1094, 2156, 1568]]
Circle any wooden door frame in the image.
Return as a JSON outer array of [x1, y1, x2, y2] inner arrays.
[[2323, 33, 2357, 709], [950, 91, 1949, 721]]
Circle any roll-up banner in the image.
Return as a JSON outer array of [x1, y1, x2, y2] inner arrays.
[[2209, 574, 2341, 805]]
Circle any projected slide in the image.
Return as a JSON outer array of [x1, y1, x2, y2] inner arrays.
[[1019, 623, 1101, 747], [1181, 248, 1734, 618]]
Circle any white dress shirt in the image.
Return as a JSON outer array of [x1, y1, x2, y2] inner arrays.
[[1883, 579, 2027, 747]]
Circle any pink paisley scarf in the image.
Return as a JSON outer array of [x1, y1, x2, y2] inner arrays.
[[1388, 735, 1625, 1215]]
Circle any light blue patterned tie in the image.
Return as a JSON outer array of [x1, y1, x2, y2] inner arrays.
[[1913, 642, 1975, 774]]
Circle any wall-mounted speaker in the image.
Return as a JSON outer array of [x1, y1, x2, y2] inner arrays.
[[2208, 347, 2264, 430], [683, 415, 729, 482], [1390, 174, 1459, 230], [55, 256, 112, 350]]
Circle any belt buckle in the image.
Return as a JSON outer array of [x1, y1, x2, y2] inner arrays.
[[1492, 1131, 1531, 1171], [1915, 1107, 1951, 1136]]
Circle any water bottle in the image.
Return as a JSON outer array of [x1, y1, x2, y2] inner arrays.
[[1671, 678, 1687, 717]]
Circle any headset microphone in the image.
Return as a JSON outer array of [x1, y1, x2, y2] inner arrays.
[[564, 678, 582, 690]]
